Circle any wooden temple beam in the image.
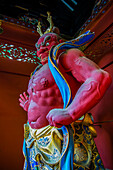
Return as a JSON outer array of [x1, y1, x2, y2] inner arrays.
[[0, 20, 40, 49]]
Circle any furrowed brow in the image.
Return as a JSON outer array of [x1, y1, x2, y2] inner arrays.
[[44, 36, 51, 43]]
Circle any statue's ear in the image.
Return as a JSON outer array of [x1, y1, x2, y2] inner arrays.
[[52, 26, 60, 35]]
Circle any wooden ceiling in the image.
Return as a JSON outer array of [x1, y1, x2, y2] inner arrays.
[[0, 0, 96, 37]]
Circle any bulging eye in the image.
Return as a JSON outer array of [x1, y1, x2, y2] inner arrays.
[[46, 42, 49, 46]]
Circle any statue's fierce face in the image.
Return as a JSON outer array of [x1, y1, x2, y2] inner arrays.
[[35, 33, 63, 65]]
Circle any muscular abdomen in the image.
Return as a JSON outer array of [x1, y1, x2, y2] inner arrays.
[[31, 84, 63, 106], [28, 64, 63, 107], [27, 63, 80, 129]]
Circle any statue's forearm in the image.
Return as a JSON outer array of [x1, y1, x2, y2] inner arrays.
[[68, 70, 112, 121]]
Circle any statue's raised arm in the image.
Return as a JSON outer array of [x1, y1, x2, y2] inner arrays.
[[47, 48, 112, 127]]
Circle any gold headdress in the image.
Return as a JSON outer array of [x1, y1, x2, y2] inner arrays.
[[37, 12, 54, 36]]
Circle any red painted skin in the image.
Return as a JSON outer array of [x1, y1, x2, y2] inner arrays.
[[19, 33, 112, 129]]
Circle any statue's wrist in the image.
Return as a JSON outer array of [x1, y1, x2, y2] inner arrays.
[[67, 108, 75, 121]]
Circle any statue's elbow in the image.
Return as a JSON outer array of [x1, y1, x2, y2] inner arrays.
[[103, 70, 112, 88], [93, 69, 112, 98], [98, 70, 112, 99]]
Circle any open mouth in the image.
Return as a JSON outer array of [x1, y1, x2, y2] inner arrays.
[[39, 51, 49, 58]]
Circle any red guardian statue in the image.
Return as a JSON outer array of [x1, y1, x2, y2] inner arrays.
[[19, 12, 111, 170]]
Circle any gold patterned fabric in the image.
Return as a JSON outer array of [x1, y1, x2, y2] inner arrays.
[[72, 122, 104, 169], [23, 123, 69, 169], [23, 118, 105, 170]]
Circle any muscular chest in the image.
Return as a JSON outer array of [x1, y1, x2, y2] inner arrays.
[[28, 64, 56, 93], [28, 62, 80, 100]]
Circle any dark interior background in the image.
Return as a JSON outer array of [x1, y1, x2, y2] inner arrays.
[[0, 0, 96, 37]]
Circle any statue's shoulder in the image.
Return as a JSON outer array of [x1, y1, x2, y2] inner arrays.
[[58, 48, 84, 72]]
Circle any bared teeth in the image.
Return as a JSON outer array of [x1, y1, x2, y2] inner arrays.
[[39, 51, 48, 58]]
